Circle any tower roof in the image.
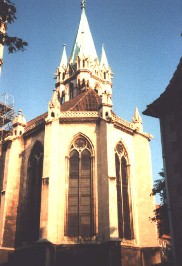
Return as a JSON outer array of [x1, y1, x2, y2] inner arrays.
[[70, 1, 98, 63]]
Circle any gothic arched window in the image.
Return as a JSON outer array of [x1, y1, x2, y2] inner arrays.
[[69, 83, 74, 99], [24, 141, 43, 242], [67, 137, 93, 237], [115, 141, 133, 240]]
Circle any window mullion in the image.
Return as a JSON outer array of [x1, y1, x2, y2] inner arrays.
[[78, 151, 81, 237], [120, 157, 124, 238]]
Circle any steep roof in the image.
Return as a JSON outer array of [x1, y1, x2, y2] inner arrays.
[[25, 112, 47, 132], [24, 89, 101, 135], [143, 58, 182, 118], [61, 88, 101, 111], [70, 5, 98, 63]]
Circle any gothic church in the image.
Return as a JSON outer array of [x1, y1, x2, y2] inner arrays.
[[0, 1, 161, 265]]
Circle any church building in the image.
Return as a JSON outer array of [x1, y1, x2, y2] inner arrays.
[[0, 1, 161, 265]]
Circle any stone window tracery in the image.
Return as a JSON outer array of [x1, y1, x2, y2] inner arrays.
[[66, 136, 94, 237], [24, 141, 44, 243], [115, 141, 133, 240]]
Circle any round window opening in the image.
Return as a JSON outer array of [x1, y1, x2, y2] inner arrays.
[[116, 142, 124, 155], [74, 138, 86, 149]]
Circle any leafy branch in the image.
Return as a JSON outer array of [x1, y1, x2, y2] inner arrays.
[[150, 170, 170, 237], [0, 0, 28, 54]]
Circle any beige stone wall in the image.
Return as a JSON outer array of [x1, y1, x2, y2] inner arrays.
[[0, 130, 45, 247], [43, 118, 99, 244], [97, 119, 110, 242], [0, 137, 24, 248], [132, 134, 159, 247], [106, 123, 159, 247], [0, 113, 159, 252]]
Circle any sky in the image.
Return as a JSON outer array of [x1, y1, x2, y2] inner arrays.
[[0, 0, 182, 202]]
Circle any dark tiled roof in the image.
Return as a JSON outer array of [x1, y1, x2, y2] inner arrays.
[[25, 112, 47, 132], [61, 88, 101, 111], [143, 58, 182, 117], [24, 89, 101, 134]]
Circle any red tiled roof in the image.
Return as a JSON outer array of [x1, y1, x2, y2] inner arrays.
[[25, 112, 47, 131], [25, 89, 101, 133], [61, 88, 101, 111]]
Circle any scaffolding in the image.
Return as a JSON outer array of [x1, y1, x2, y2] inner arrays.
[[0, 93, 15, 141]]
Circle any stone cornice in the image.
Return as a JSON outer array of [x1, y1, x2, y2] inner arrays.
[[59, 111, 99, 123], [60, 111, 99, 118], [60, 117, 99, 124], [62, 69, 112, 86]]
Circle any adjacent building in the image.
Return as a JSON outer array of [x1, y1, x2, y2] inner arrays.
[[0, 1, 161, 265], [144, 58, 182, 266]]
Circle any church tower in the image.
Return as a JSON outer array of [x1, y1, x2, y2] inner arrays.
[[55, 1, 112, 101], [0, 1, 161, 266]]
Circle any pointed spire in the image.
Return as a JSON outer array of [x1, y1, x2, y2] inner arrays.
[[60, 44, 67, 69], [100, 44, 109, 67], [132, 107, 142, 124], [70, 1, 97, 63]]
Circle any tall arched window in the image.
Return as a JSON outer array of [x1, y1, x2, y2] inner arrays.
[[24, 141, 43, 242], [67, 137, 93, 237], [115, 141, 133, 240]]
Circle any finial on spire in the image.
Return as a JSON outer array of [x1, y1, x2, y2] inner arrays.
[[81, 0, 86, 9]]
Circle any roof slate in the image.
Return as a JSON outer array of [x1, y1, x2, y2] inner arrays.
[[25, 89, 101, 134], [61, 88, 101, 111]]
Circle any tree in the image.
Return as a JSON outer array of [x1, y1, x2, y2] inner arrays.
[[150, 170, 173, 265], [0, 0, 28, 54], [150, 170, 170, 237]]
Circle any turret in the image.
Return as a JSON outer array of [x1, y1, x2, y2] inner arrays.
[[55, 45, 68, 100], [12, 110, 26, 137], [99, 44, 112, 95], [132, 107, 143, 132], [48, 89, 61, 120]]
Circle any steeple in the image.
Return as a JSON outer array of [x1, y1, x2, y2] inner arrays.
[[53, 0, 113, 106], [70, 0, 98, 64]]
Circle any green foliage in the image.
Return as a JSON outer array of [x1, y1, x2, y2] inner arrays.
[[152, 171, 166, 205], [0, 0, 16, 25], [150, 170, 170, 237], [0, 0, 28, 53]]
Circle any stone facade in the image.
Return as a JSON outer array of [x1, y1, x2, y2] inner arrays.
[[144, 58, 182, 266], [0, 2, 161, 265]]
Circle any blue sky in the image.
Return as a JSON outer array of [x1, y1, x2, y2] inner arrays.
[[0, 0, 182, 201]]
